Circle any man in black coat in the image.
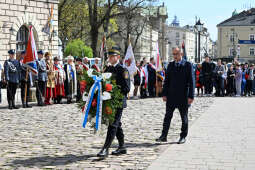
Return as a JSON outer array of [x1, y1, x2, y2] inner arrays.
[[97, 47, 130, 158], [147, 57, 156, 97], [156, 47, 195, 144], [202, 56, 212, 96]]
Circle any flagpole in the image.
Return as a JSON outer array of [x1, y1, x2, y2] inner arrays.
[[127, 34, 131, 100], [24, 67, 29, 103]]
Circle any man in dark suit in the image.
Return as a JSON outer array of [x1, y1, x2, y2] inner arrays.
[[147, 57, 156, 97], [97, 46, 130, 158], [156, 47, 195, 144]]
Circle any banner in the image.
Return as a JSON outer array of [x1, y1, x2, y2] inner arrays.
[[24, 26, 38, 75]]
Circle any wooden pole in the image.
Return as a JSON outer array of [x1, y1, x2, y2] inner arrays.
[[24, 67, 29, 103], [156, 72, 158, 97]]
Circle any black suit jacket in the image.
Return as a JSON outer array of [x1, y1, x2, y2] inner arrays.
[[163, 60, 195, 107]]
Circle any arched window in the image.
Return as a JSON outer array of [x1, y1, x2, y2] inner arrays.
[[16, 25, 29, 52]]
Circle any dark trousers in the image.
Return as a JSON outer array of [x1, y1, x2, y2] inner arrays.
[[215, 77, 224, 96], [0, 81, 1, 103], [36, 81, 46, 104], [7, 82, 18, 103], [204, 76, 211, 94], [103, 108, 124, 148], [76, 81, 81, 102], [148, 81, 155, 97], [161, 105, 189, 138], [247, 80, 253, 95], [140, 78, 147, 98], [21, 80, 30, 104]]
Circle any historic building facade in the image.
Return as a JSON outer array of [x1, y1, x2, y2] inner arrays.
[[217, 8, 255, 63], [0, 0, 59, 63]]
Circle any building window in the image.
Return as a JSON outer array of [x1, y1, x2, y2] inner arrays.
[[250, 34, 255, 41], [250, 48, 255, 56], [16, 25, 29, 52], [230, 35, 235, 42], [176, 41, 179, 46], [229, 48, 235, 56], [176, 32, 180, 38]]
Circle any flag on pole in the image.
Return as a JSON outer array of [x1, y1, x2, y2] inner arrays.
[[23, 26, 38, 75], [124, 42, 136, 77], [155, 42, 162, 71], [182, 41, 187, 60], [42, 4, 54, 35], [100, 35, 107, 70]]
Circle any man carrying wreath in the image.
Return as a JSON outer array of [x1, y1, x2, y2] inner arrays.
[[97, 46, 130, 158]]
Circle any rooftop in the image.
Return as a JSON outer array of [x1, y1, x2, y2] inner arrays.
[[217, 8, 255, 27]]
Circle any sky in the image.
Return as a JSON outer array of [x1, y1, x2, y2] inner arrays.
[[161, 0, 255, 41]]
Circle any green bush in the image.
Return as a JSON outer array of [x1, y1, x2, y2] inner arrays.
[[64, 39, 93, 58]]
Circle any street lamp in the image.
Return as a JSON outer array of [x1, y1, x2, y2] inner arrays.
[[195, 19, 203, 63]]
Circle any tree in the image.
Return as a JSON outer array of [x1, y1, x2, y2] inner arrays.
[[86, 0, 156, 57], [64, 39, 93, 58]]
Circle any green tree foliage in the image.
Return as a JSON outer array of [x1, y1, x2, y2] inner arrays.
[[64, 39, 93, 58]]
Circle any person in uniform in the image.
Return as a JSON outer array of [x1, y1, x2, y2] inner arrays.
[[36, 50, 47, 106], [147, 57, 156, 97], [97, 47, 130, 158], [19, 50, 32, 108], [53, 57, 65, 104], [4, 49, 20, 109], [64, 56, 77, 104], [156, 47, 194, 144], [44, 52, 55, 105]]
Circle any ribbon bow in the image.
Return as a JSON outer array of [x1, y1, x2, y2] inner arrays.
[[82, 75, 103, 131]]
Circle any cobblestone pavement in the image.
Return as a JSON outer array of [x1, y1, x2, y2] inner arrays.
[[0, 91, 214, 170], [148, 97, 255, 170]]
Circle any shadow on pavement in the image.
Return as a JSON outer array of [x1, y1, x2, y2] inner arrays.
[[92, 141, 177, 149], [9, 154, 96, 168]]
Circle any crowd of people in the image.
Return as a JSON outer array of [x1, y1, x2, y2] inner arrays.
[[0, 49, 101, 109], [195, 56, 255, 97]]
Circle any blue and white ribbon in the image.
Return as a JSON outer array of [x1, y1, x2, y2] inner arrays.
[[82, 75, 103, 132]]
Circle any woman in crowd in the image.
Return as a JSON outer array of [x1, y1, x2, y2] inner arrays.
[[195, 64, 204, 96], [133, 61, 141, 99], [227, 65, 235, 96]]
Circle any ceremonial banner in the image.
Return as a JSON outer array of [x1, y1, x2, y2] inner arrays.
[[155, 42, 162, 71], [124, 43, 136, 77], [42, 4, 54, 35], [182, 41, 187, 60], [24, 26, 38, 75]]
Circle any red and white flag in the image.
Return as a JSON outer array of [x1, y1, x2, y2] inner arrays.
[[124, 43, 136, 77], [155, 42, 162, 71], [24, 26, 38, 75]]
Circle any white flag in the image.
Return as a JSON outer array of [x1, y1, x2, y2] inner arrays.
[[124, 43, 136, 77]]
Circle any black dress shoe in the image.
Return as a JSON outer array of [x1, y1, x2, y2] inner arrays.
[[155, 136, 167, 142], [178, 137, 186, 144], [112, 147, 127, 155], [97, 148, 109, 158], [26, 104, 32, 108], [13, 105, 19, 109], [22, 104, 27, 108], [8, 105, 13, 110]]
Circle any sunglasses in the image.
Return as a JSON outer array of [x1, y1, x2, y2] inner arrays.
[[173, 53, 179, 55]]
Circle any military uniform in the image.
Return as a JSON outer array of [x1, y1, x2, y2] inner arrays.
[[97, 47, 130, 157], [147, 63, 156, 97], [36, 50, 47, 106], [19, 51, 32, 108], [4, 50, 20, 109]]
